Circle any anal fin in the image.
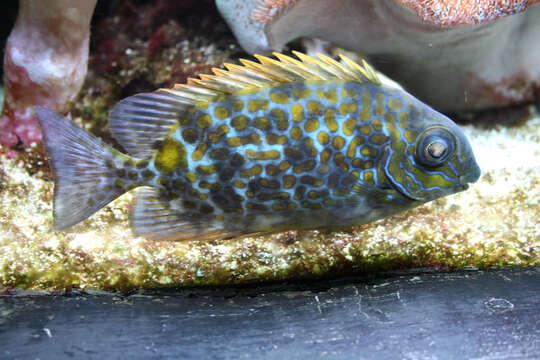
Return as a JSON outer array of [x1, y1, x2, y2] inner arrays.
[[130, 188, 233, 241]]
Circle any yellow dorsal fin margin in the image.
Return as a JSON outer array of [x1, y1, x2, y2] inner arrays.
[[158, 52, 381, 102]]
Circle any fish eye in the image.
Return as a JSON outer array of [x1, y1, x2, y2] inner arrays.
[[416, 128, 455, 166]]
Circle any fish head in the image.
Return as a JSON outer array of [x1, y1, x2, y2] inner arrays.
[[379, 90, 481, 203]]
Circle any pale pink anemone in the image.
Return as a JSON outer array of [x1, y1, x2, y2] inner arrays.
[[217, 0, 540, 112], [0, 0, 97, 147]]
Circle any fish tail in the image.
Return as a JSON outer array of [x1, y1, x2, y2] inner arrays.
[[35, 106, 135, 229]]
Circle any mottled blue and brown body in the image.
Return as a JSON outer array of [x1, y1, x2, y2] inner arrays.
[[36, 52, 480, 241]]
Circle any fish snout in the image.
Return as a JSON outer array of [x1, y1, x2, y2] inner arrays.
[[459, 161, 481, 187]]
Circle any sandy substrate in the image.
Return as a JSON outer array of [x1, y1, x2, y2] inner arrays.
[[0, 99, 538, 291]]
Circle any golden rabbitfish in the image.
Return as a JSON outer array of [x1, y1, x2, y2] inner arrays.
[[36, 51, 480, 241]]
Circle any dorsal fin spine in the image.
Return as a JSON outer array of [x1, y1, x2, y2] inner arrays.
[[158, 52, 380, 100]]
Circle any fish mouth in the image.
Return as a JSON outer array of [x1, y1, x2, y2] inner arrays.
[[458, 161, 481, 190]]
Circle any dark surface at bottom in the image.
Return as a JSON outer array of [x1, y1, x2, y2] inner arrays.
[[1, 267, 539, 360]]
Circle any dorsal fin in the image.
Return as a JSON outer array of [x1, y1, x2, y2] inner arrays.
[[109, 91, 190, 158], [109, 52, 380, 157], [162, 51, 381, 99]]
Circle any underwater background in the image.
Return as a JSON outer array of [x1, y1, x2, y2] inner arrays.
[[0, 0, 538, 292]]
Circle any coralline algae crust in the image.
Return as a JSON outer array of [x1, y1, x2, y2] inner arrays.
[[0, 114, 538, 291]]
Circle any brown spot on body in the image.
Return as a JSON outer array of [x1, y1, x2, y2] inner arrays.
[[304, 118, 320, 132], [240, 165, 263, 177], [327, 173, 340, 188], [196, 164, 218, 175], [232, 100, 244, 112], [282, 175, 296, 189], [293, 88, 312, 99], [359, 90, 372, 122], [197, 114, 212, 129], [266, 164, 280, 176], [369, 133, 387, 146], [317, 164, 330, 175], [208, 125, 230, 143], [307, 101, 322, 115], [304, 138, 317, 157], [342, 88, 358, 98], [387, 97, 403, 111], [372, 119, 383, 131], [259, 178, 281, 189], [210, 148, 230, 160], [227, 133, 261, 147], [332, 136, 345, 150], [284, 147, 303, 160], [279, 160, 291, 171], [219, 168, 235, 182], [199, 181, 220, 191], [192, 143, 208, 161], [347, 136, 364, 158], [254, 117, 272, 130], [230, 153, 245, 167], [307, 189, 329, 199], [248, 99, 269, 112], [360, 125, 371, 135], [293, 160, 316, 174], [334, 153, 349, 172], [343, 117, 357, 136], [291, 104, 304, 122], [317, 131, 330, 145], [294, 185, 306, 200], [258, 192, 290, 201], [363, 170, 375, 184], [317, 88, 338, 103], [338, 102, 358, 115], [324, 109, 338, 132], [375, 93, 386, 116], [142, 169, 155, 181], [290, 126, 303, 141], [182, 128, 199, 143], [214, 107, 230, 120], [342, 171, 359, 186], [270, 108, 289, 130], [232, 115, 249, 131], [270, 91, 291, 104], [361, 145, 379, 158], [320, 148, 332, 164], [246, 150, 281, 160], [233, 180, 246, 189], [300, 175, 324, 187], [266, 133, 288, 145], [135, 159, 148, 169]]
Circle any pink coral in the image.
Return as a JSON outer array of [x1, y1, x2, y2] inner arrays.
[[0, 0, 97, 147]]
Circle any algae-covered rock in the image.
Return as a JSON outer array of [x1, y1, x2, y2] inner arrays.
[[0, 114, 538, 291]]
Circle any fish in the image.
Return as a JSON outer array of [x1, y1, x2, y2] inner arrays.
[[36, 51, 481, 241]]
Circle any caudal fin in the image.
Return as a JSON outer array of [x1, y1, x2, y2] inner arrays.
[[35, 106, 132, 229]]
